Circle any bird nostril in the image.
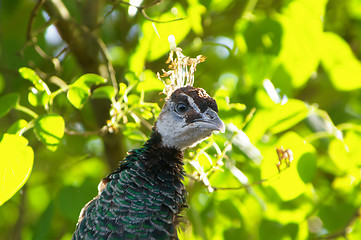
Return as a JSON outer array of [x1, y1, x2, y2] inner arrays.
[[206, 113, 214, 119]]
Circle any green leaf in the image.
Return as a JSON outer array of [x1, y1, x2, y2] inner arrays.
[[321, 32, 361, 91], [187, 0, 206, 35], [136, 70, 164, 92], [67, 86, 90, 109], [73, 73, 106, 88], [319, 203, 356, 232], [276, 0, 328, 88], [91, 86, 116, 99], [245, 99, 309, 143], [123, 122, 147, 141], [261, 132, 316, 201], [34, 115, 65, 151], [129, 4, 191, 74], [19, 67, 48, 92], [0, 134, 34, 206], [28, 88, 50, 107], [328, 131, 361, 172], [0, 93, 19, 118], [118, 82, 128, 96], [68, 74, 106, 108], [297, 152, 317, 183], [7, 119, 28, 134]]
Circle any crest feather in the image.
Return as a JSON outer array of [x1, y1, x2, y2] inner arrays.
[[157, 48, 206, 99]]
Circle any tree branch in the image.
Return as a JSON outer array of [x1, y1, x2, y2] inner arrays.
[[43, 0, 126, 169]]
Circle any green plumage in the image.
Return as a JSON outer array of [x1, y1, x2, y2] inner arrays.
[[72, 86, 224, 240], [72, 132, 186, 240]]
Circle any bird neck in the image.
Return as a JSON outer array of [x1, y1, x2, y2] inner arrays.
[[142, 130, 185, 169]]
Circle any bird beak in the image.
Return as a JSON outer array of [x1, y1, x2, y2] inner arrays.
[[194, 108, 225, 133]]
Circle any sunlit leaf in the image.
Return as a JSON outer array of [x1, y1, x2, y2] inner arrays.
[[28, 89, 50, 107], [67, 74, 106, 108], [321, 32, 361, 91], [0, 134, 34, 206], [328, 131, 361, 172], [118, 82, 127, 96], [187, 0, 206, 35], [74, 73, 106, 87], [245, 99, 309, 142], [137, 109, 153, 120], [136, 70, 164, 92], [261, 132, 316, 201], [34, 115, 65, 151], [19, 67, 48, 92], [129, 4, 191, 74], [67, 86, 90, 109], [7, 119, 28, 134], [276, 0, 328, 88], [91, 86, 116, 100], [123, 122, 147, 141], [0, 93, 19, 118]]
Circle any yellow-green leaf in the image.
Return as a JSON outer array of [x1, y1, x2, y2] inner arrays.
[[7, 119, 28, 134], [28, 89, 50, 107], [34, 115, 65, 151], [0, 134, 34, 205], [276, 0, 327, 88], [91, 86, 116, 100], [321, 32, 361, 91], [261, 132, 316, 201], [19, 67, 47, 92], [74, 73, 106, 87], [67, 86, 90, 109], [136, 70, 164, 92], [328, 131, 361, 173], [245, 99, 309, 143]]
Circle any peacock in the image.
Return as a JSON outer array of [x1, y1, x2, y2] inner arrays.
[[72, 49, 225, 240]]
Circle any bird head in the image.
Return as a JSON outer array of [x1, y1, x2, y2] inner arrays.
[[155, 86, 225, 150]]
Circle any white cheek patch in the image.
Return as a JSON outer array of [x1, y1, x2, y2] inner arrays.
[[156, 111, 186, 149], [155, 94, 214, 150], [156, 113, 213, 150]]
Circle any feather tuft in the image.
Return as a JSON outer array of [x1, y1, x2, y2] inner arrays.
[[157, 48, 206, 99]]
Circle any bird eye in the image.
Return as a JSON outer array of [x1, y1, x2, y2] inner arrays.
[[175, 102, 188, 114]]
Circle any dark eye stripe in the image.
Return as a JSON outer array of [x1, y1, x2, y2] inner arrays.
[[185, 109, 202, 124]]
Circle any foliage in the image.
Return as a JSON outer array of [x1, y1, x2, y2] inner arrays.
[[1, 0, 361, 239]]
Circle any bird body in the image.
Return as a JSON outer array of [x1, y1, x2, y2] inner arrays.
[[73, 132, 186, 239], [72, 78, 224, 238]]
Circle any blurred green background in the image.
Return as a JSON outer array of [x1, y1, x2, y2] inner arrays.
[[1, 0, 361, 239]]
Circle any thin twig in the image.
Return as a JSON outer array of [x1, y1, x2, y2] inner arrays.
[[98, 0, 185, 26], [97, 38, 118, 93], [26, 0, 46, 41], [140, 8, 186, 23]]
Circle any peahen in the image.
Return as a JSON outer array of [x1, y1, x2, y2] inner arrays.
[[72, 49, 225, 240]]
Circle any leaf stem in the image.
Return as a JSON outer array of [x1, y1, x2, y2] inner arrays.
[[15, 105, 38, 119]]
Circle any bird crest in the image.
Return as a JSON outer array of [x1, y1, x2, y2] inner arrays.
[[157, 48, 206, 99]]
